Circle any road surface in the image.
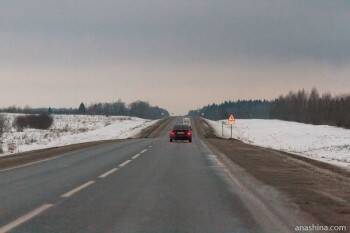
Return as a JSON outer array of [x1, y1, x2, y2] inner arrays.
[[0, 118, 281, 233]]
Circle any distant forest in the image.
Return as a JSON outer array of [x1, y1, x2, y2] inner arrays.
[[188, 100, 271, 120], [189, 88, 350, 129], [0, 100, 169, 120]]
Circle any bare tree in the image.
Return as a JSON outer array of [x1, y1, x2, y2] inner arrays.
[[0, 114, 9, 153], [270, 88, 350, 129], [0, 115, 5, 137]]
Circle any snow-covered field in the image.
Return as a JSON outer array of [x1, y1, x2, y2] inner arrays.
[[206, 118, 350, 169], [0, 114, 158, 156]]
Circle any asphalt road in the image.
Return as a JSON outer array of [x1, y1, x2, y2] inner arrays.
[[0, 118, 269, 233]]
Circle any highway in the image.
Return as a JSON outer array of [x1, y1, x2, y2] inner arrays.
[[0, 118, 271, 233]]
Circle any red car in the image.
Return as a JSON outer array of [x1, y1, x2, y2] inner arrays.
[[169, 124, 192, 143]]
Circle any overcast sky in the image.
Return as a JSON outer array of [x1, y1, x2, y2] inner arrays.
[[1, 0, 350, 114]]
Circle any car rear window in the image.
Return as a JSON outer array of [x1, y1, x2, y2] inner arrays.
[[173, 125, 190, 130]]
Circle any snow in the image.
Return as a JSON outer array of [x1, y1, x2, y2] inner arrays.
[[0, 114, 158, 155], [205, 118, 350, 169]]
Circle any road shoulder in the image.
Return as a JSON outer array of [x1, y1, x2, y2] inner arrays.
[[195, 117, 350, 230]]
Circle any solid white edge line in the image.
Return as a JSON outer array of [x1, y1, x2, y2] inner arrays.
[[0, 156, 62, 173], [140, 149, 148, 154], [61, 181, 95, 198], [98, 168, 118, 178], [132, 154, 141, 160], [0, 204, 53, 233], [119, 160, 131, 168]]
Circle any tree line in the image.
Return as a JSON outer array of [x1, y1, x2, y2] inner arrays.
[[188, 100, 271, 120], [0, 100, 169, 120], [188, 88, 350, 129], [270, 88, 350, 128]]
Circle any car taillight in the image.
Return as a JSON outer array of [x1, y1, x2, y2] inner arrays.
[[187, 131, 192, 136], [170, 131, 175, 135]]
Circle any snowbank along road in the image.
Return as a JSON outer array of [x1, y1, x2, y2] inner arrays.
[[0, 117, 349, 233]]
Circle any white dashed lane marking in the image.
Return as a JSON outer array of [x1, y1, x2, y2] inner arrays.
[[132, 154, 141, 160], [61, 181, 95, 198], [99, 168, 119, 178], [0, 147, 153, 232], [0, 204, 53, 233], [119, 160, 131, 168]]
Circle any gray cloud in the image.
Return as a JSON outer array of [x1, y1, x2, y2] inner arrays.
[[1, 0, 350, 65], [1, 0, 350, 114]]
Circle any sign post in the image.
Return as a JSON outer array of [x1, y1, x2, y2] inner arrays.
[[221, 121, 224, 137], [227, 114, 235, 139]]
